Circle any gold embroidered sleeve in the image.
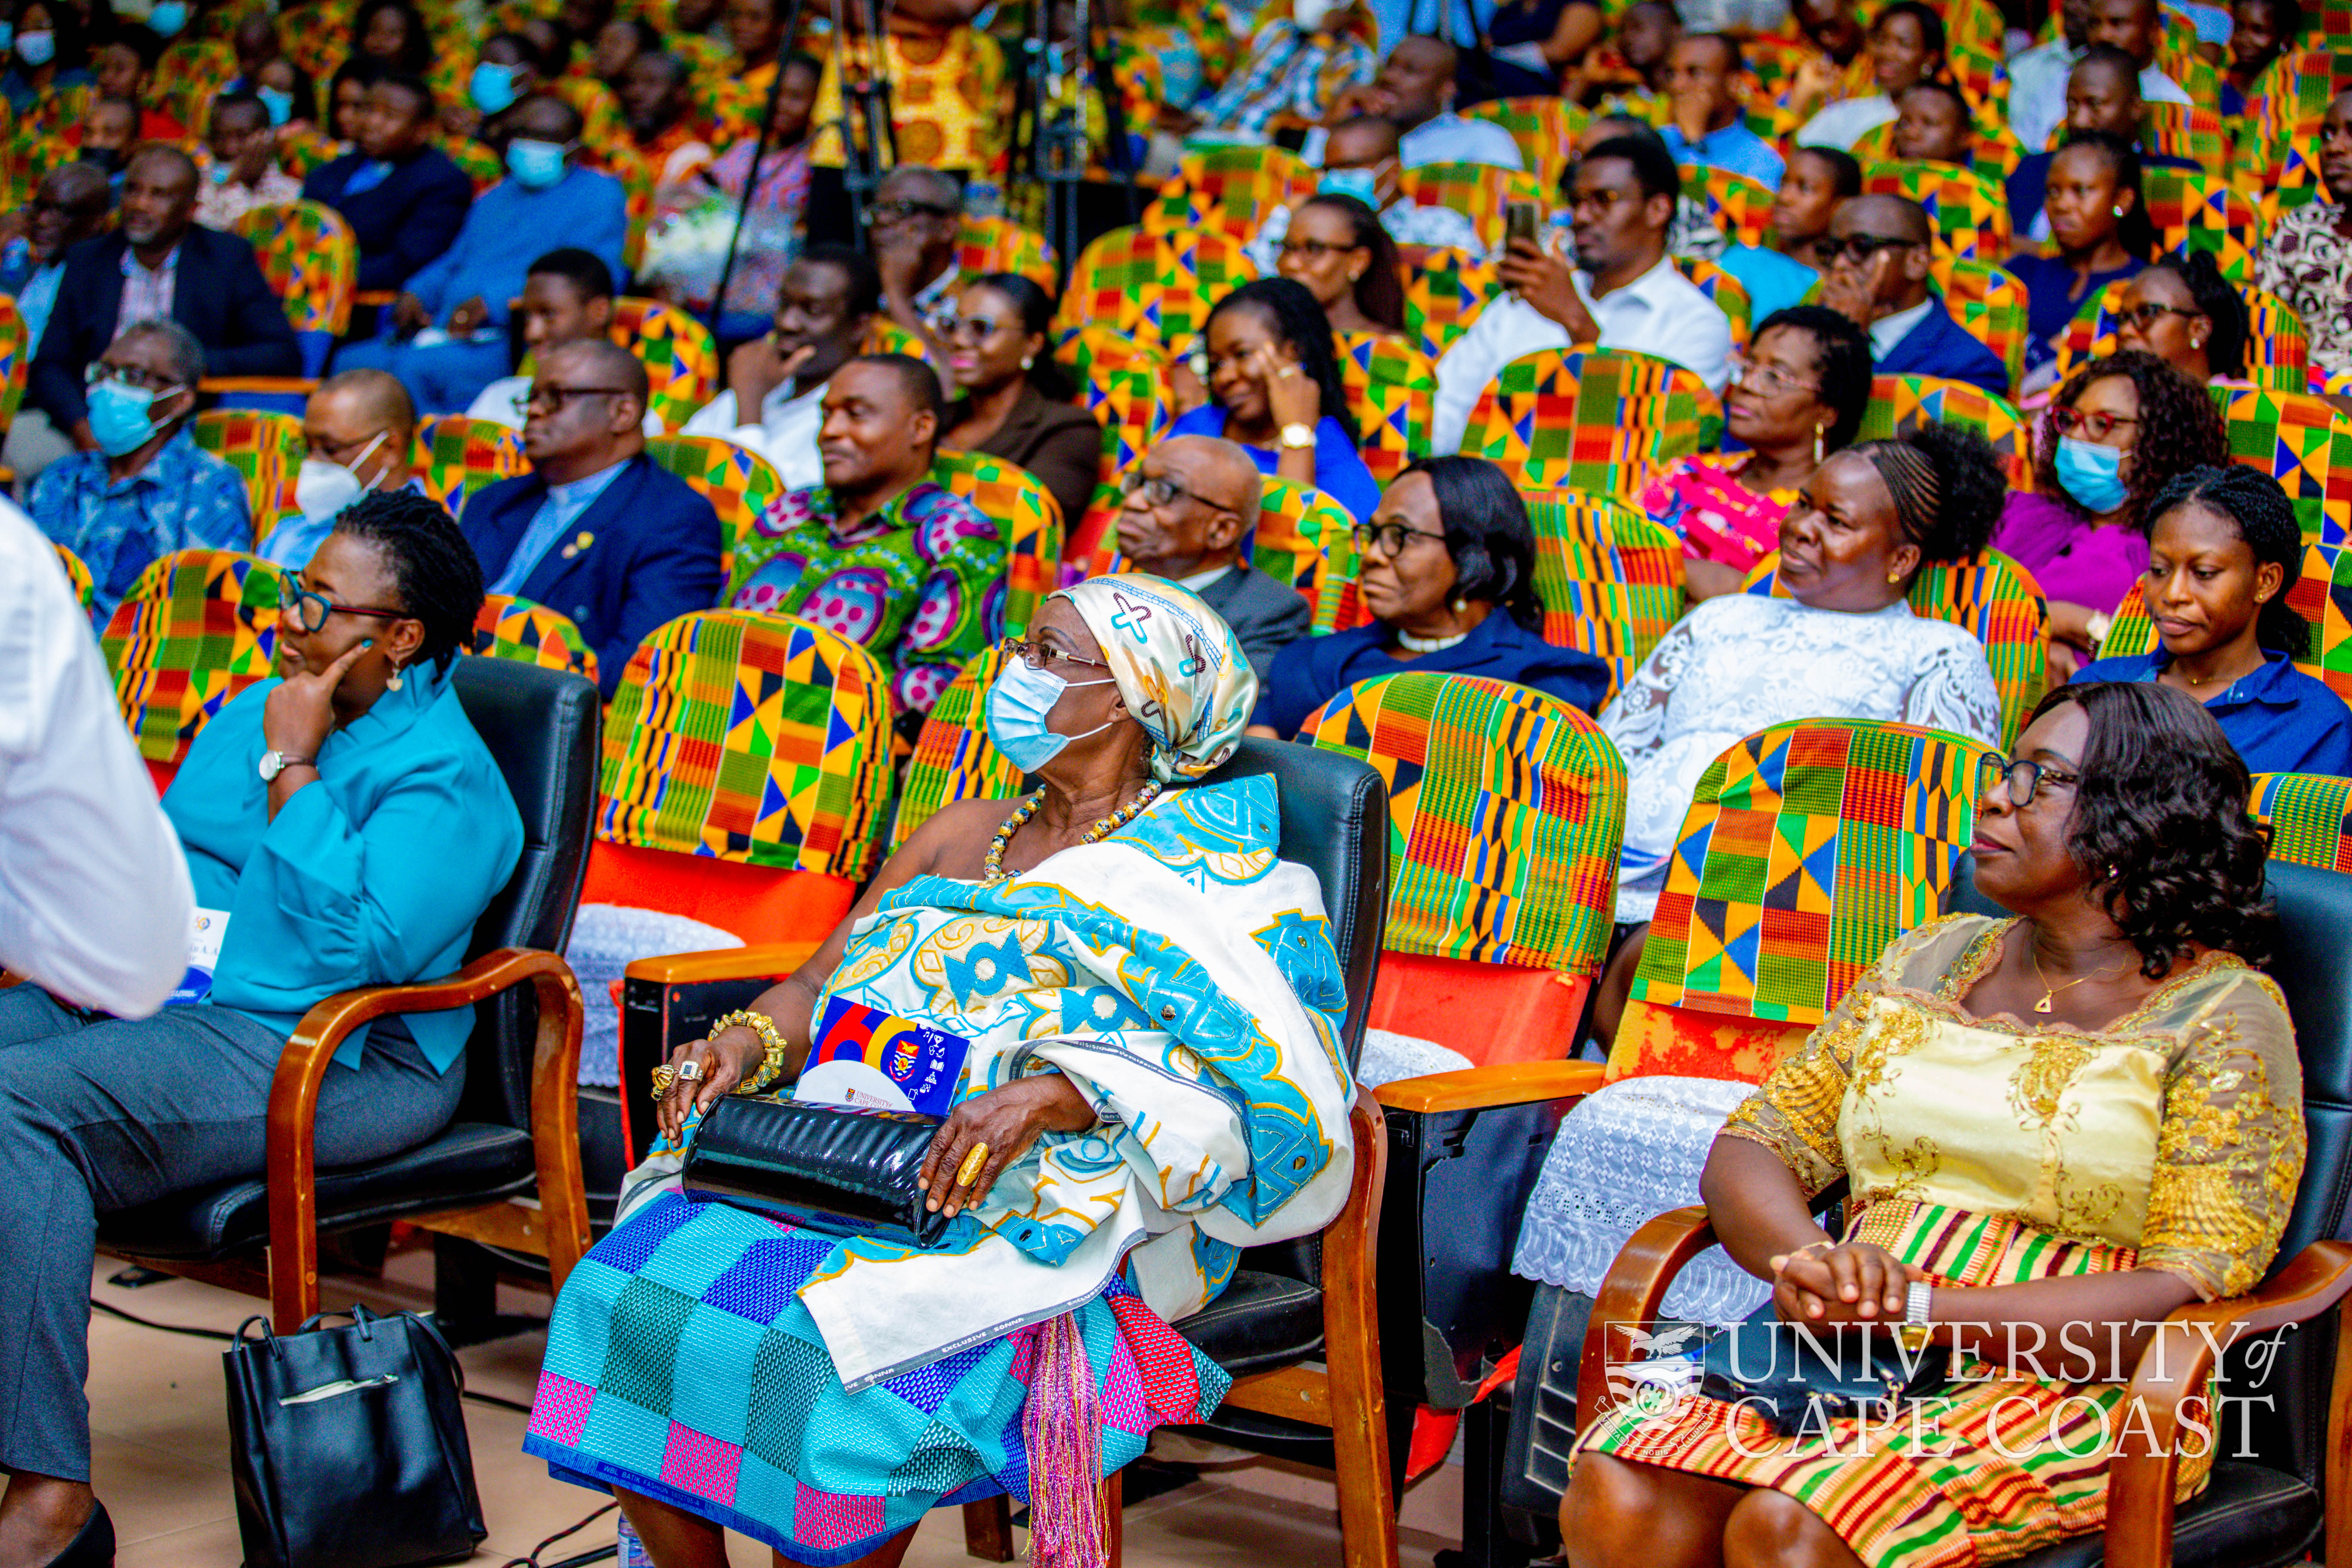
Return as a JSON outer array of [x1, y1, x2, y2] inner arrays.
[[2139, 971, 2307, 1300]]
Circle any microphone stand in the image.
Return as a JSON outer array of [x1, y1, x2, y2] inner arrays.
[[707, 0, 812, 340]]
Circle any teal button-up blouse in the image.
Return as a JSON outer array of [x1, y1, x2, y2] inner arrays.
[[160, 658, 525, 1072]]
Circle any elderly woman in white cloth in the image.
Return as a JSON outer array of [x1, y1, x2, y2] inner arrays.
[[523, 574, 1357, 1568]]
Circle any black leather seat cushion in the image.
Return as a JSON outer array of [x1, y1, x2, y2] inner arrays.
[[2005, 1461, 2318, 1568], [98, 1123, 536, 1258], [1176, 1269, 1326, 1375]]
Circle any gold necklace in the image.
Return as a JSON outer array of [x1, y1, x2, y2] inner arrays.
[[981, 781, 1162, 883], [2027, 943, 2128, 1013]]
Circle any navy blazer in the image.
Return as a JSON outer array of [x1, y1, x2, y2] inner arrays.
[[1877, 294, 2012, 398], [459, 454, 726, 698], [1251, 609, 1611, 738], [31, 227, 300, 431], [302, 147, 475, 294]]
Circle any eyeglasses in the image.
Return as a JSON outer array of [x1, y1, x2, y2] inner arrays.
[[84, 361, 184, 395], [516, 383, 634, 416], [2049, 405, 2139, 441], [1728, 353, 1822, 398], [869, 199, 956, 224], [277, 567, 412, 634], [1822, 232, 1924, 264], [1976, 752, 2082, 809], [997, 634, 1110, 674], [1277, 237, 1357, 261], [945, 314, 1006, 341], [2114, 300, 2202, 331], [1118, 467, 1236, 516], [1351, 519, 1448, 557]]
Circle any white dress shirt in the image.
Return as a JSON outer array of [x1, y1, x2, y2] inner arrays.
[[0, 497, 193, 1015], [1432, 255, 1733, 454], [1868, 297, 1935, 361], [1302, 112, 1526, 171], [680, 378, 827, 491], [1796, 93, 1898, 151]]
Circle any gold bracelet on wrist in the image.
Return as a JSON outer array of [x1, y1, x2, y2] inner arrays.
[[713, 1009, 789, 1095]]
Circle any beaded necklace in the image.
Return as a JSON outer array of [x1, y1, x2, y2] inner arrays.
[[982, 780, 1163, 883]]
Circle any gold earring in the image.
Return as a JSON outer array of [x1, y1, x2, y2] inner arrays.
[[385, 660, 404, 692], [1813, 423, 1825, 463], [1886, 570, 1901, 584]]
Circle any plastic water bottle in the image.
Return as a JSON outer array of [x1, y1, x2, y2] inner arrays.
[[615, 1513, 653, 1568]]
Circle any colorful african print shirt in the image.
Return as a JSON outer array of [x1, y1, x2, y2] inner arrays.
[[28, 429, 252, 619], [2255, 204, 2352, 380], [1636, 452, 1800, 573], [1196, 20, 1376, 135], [727, 480, 1007, 715], [807, 27, 1005, 173]]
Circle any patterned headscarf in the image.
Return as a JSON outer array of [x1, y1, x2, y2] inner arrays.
[[1057, 574, 1259, 784]]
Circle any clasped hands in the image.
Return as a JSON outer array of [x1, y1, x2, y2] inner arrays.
[[1768, 1238, 1928, 1328]]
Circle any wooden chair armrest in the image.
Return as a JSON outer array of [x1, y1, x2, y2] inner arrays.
[[1320, 1084, 1396, 1568], [1373, 1061, 1605, 1114], [623, 940, 825, 986], [353, 290, 398, 307], [1574, 1205, 1718, 1424], [200, 376, 323, 394], [2100, 1239, 2352, 1568], [265, 947, 586, 1328]]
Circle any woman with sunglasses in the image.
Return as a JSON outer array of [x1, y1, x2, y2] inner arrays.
[[1562, 680, 2296, 1568], [2113, 252, 2253, 386], [1992, 349, 2227, 677], [1246, 455, 1609, 738], [2075, 464, 2352, 773], [937, 273, 1102, 530], [1269, 192, 1411, 345], [0, 488, 522, 1568], [1636, 305, 1874, 601]]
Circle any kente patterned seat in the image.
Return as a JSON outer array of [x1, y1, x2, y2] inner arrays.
[[1861, 160, 2013, 262], [1057, 327, 1173, 486], [445, 138, 504, 196], [0, 293, 28, 433], [1083, 470, 1365, 632], [1677, 257, 1751, 350], [52, 542, 95, 616], [955, 215, 1057, 291], [1608, 717, 1994, 1084], [1301, 671, 1626, 1063], [2251, 772, 2352, 873], [583, 610, 895, 948], [99, 549, 283, 790], [1853, 373, 2031, 487], [2049, 279, 2312, 394], [414, 414, 528, 514], [2140, 99, 2230, 180], [609, 297, 720, 434], [1338, 331, 1438, 487], [1140, 145, 1319, 245], [1051, 225, 1258, 352], [2141, 169, 2260, 284], [643, 433, 788, 585], [888, 641, 1023, 850], [1402, 248, 1502, 361], [190, 409, 306, 542], [226, 200, 356, 384], [2210, 386, 2352, 544], [862, 319, 929, 359], [469, 593, 598, 683], [2100, 538, 2349, 696], [1929, 254, 2030, 394], [1684, 165, 1776, 250], [1460, 95, 1586, 191], [1743, 548, 2050, 745], [1521, 490, 1682, 703], [931, 447, 1063, 637], [1456, 347, 1725, 496], [1395, 162, 1548, 252]]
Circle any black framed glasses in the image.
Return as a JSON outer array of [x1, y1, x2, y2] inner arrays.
[[1822, 232, 1924, 265], [84, 361, 183, 394], [1277, 237, 1355, 261], [2115, 300, 2202, 331], [996, 634, 1110, 674], [1976, 752, 2082, 809], [516, 383, 634, 416], [277, 567, 412, 634], [870, 199, 956, 224], [1118, 467, 1235, 517], [1351, 519, 1448, 557]]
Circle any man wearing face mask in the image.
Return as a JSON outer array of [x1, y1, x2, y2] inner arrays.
[[301, 74, 474, 297], [1243, 115, 1485, 274], [0, 162, 112, 489], [256, 369, 433, 567], [30, 146, 300, 456], [70, 94, 139, 184], [681, 245, 881, 488], [26, 321, 251, 619], [195, 91, 302, 230], [334, 94, 626, 415]]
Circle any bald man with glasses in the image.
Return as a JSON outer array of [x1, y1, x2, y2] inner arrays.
[[1113, 435, 1310, 680], [1816, 193, 2010, 395]]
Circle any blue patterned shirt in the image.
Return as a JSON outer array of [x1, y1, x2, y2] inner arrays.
[[1196, 21, 1376, 134], [29, 429, 252, 619]]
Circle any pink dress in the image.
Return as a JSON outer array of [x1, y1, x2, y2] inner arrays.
[[1637, 453, 1802, 574]]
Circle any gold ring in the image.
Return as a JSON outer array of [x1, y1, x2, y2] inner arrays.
[[676, 1057, 705, 1083], [956, 1142, 990, 1188], [650, 1065, 677, 1101]]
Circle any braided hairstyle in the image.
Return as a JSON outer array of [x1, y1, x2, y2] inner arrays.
[[1848, 420, 2006, 573], [2145, 463, 2310, 658], [2034, 349, 2228, 530], [330, 490, 487, 673], [1293, 193, 1407, 333], [2029, 680, 2275, 974], [2143, 250, 2251, 378], [1207, 276, 1360, 446]]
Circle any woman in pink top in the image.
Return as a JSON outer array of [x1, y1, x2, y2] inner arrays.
[[1638, 306, 1874, 600]]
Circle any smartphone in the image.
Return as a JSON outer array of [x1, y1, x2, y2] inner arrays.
[[1504, 199, 1543, 250]]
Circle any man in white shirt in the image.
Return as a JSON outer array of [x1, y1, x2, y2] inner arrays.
[[1433, 132, 1732, 453], [467, 248, 662, 437], [680, 245, 879, 490], [2006, 0, 2190, 154], [0, 497, 191, 1017], [1317, 35, 1524, 169]]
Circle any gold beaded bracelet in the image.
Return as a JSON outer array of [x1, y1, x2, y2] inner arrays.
[[711, 1008, 790, 1096]]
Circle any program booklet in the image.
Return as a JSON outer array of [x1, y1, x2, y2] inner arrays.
[[796, 996, 973, 1117]]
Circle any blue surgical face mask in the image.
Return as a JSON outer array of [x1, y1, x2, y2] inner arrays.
[[1317, 166, 1378, 204], [256, 85, 293, 125], [470, 60, 522, 114], [983, 656, 1117, 773], [506, 137, 570, 189], [209, 159, 234, 184], [0, 24, 16, 55], [15, 28, 56, 65], [2055, 435, 2129, 514], [87, 377, 181, 457], [148, 1, 188, 36]]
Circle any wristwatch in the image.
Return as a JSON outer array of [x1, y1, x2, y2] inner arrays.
[[1896, 1279, 1935, 1354], [258, 749, 314, 782], [1278, 423, 1317, 450]]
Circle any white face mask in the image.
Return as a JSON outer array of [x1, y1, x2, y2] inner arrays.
[[294, 431, 388, 524], [1291, 0, 1340, 30]]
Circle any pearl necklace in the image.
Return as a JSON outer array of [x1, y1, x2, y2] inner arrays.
[[1396, 627, 1471, 653], [982, 781, 1163, 883]]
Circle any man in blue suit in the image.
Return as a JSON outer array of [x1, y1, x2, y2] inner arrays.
[[301, 72, 473, 296], [459, 340, 723, 696], [1818, 193, 2012, 396]]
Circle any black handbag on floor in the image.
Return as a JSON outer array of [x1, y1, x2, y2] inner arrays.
[[223, 1304, 487, 1568], [680, 1095, 951, 1247]]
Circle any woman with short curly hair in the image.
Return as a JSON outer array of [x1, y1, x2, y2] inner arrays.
[[1564, 677, 2300, 1568], [1992, 348, 2229, 676]]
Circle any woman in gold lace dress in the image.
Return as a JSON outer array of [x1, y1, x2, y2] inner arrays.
[[1563, 678, 2303, 1568]]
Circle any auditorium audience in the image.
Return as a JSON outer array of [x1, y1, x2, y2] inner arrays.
[[1249, 117, 1486, 271], [1727, 144, 1857, 314], [1639, 305, 1874, 599], [1320, 34, 1524, 169], [2077, 465, 2352, 772], [2254, 87, 2352, 381], [195, 90, 302, 231], [869, 163, 969, 357], [617, 49, 715, 197], [0, 490, 522, 1568], [939, 273, 1102, 530], [2009, 0, 2193, 153], [71, 93, 139, 182], [1250, 456, 1608, 738], [91, 24, 187, 141], [1996, 349, 2228, 676], [727, 353, 1004, 718], [1818, 193, 2012, 395], [260, 369, 432, 567], [1114, 435, 1311, 680], [2223, 0, 2299, 115], [1174, 0, 1376, 141], [1796, 0, 1945, 150], [468, 249, 662, 436], [681, 244, 880, 489], [2008, 132, 2156, 385], [1567, 0, 1677, 114], [0, 2, 91, 116], [1270, 193, 1410, 343], [590, 15, 662, 91], [1170, 277, 1381, 524], [0, 161, 111, 484], [459, 340, 723, 697], [2006, 48, 2200, 245], [351, 0, 438, 77], [305, 72, 472, 299], [1890, 78, 1973, 165], [325, 56, 386, 146], [2113, 253, 2251, 383], [1660, 34, 1784, 189]]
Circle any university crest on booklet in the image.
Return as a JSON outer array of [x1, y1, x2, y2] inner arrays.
[[798, 996, 972, 1116]]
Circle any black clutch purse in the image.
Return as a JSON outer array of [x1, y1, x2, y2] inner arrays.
[[1698, 1305, 1951, 1436], [679, 1095, 952, 1249]]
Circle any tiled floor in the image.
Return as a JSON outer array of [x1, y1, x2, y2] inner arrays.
[[84, 1243, 1464, 1566]]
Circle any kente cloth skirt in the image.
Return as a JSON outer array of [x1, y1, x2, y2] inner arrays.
[[1572, 1199, 2216, 1568], [524, 1192, 1231, 1565]]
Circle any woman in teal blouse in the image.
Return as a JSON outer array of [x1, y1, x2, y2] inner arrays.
[[0, 489, 523, 1567]]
